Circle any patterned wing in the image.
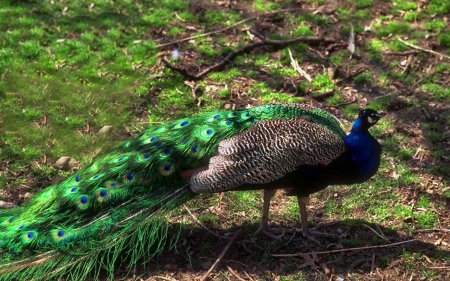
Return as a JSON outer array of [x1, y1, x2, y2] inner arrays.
[[189, 118, 346, 193]]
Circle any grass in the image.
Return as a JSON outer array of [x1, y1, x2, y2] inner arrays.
[[1, 0, 450, 280]]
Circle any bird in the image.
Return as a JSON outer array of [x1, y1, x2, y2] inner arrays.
[[0, 103, 384, 280]]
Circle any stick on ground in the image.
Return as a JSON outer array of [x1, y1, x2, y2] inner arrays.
[[200, 230, 241, 281], [273, 239, 418, 257]]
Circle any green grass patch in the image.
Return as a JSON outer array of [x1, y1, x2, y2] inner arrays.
[[428, 0, 450, 15], [253, 0, 282, 12], [422, 83, 450, 100], [376, 22, 413, 37], [356, 0, 373, 9], [393, 1, 417, 11], [438, 32, 450, 47], [425, 20, 447, 32], [311, 73, 335, 93]]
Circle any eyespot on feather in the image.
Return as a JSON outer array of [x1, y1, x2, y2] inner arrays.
[[188, 145, 203, 158], [65, 187, 79, 195], [200, 128, 214, 137], [95, 188, 110, 203], [1, 216, 15, 226], [69, 174, 81, 185], [77, 195, 90, 210], [88, 173, 104, 181], [141, 174, 154, 185], [141, 135, 159, 145], [160, 163, 174, 176], [160, 148, 171, 157], [240, 112, 252, 120], [207, 114, 222, 122], [173, 119, 191, 129], [110, 156, 128, 164], [50, 229, 69, 243], [137, 153, 151, 162], [123, 172, 134, 183], [21, 231, 38, 244], [155, 126, 167, 133], [219, 120, 233, 127], [105, 180, 119, 188]]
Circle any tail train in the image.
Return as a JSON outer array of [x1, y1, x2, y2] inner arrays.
[[0, 103, 384, 280]]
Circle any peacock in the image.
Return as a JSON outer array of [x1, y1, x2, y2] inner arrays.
[[0, 103, 384, 280]]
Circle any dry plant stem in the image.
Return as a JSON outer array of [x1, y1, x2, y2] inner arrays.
[[226, 265, 246, 281], [398, 38, 450, 61], [272, 239, 418, 257], [427, 266, 450, 269], [416, 228, 450, 233], [183, 206, 230, 239], [150, 276, 176, 281], [383, 50, 418, 56], [200, 230, 241, 281], [162, 28, 335, 81], [0, 69, 8, 82], [156, 8, 311, 48], [363, 224, 390, 242]]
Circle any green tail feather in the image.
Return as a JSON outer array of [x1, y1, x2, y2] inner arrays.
[[0, 103, 344, 280]]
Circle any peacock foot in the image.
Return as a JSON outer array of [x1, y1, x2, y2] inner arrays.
[[295, 225, 339, 245], [254, 224, 289, 240]]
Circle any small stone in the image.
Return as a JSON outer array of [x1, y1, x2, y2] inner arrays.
[[0, 200, 16, 209], [224, 103, 232, 110], [53, 157, 79, 170], [23, 192, 33, 200], [53, 156, 71, 170], [98, 125, 114, 135], [403, 217, 413, 223], [68, 158, 79, 169]]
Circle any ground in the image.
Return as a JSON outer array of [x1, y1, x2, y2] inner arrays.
[[0, 0, 450, 280]]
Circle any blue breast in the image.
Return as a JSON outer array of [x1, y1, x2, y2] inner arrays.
[[344, 129, 382, 181]]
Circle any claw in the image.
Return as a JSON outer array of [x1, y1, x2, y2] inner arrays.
[[296, 196, 338, 244], [254, 226, 283, 240], [294, 228, 339, 244]]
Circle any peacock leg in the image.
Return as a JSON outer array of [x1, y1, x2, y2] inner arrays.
[[297, 196, 338, 244], [254, 188, 283, 239]]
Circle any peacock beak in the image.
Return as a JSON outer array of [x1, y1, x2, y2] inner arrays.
[[376, 111, 386, 118]]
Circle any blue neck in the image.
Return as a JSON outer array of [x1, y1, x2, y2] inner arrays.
[[344, 118, 381, 181], [350, 118, 366, 134]]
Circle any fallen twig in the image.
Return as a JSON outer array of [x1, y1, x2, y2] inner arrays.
[[416, 228, 450, 233], [156, 8, 311, 48], [427, 266, 450, 270], [151, 276, 176, 281], [273, 239, 418, 257], [273, 229, 297, 252], [0, 69, 8, 82], [398, 38, 450, 61], [183, 206, 230, 239], [363, 224, 389, 242], [226, 265, 246, 281], [288, 48, 312, 82], [162, 28, 335, 80], [382, 50, 418, 56], [200, 230, 241, 281]]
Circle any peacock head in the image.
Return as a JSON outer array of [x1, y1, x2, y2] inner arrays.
[[357, 109, 385, 130]]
